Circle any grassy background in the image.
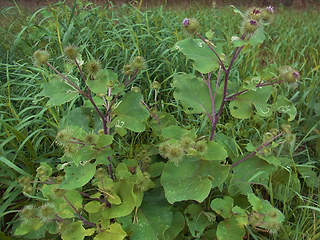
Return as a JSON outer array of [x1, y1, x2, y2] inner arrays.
[[0, 0, 319, 238]]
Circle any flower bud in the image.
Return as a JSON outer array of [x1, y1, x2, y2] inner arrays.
[[19, 176, 31, 186], [86, 59, 100, 76], [20, 205, 38, 219], [95, 167, 107, 180], [243, 19, 259, 33], [182, 18, 200, 34], [56, 128, 74, 146], [64, 45, 79, 60], [131, 86, 141, 93], [39, 203, 55, 221], [131, 56, 146, 71], [281, 124, 291, 134], [279, 66, 300, 83], [152, 81, 161, 90], [33, 50, 50, 65], [123, 64, 134, 75]]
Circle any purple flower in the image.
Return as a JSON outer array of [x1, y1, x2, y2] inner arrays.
[[292, 71, 299, 78], [267, 6, 274, 14], [250, 20, 257, 25], [182, 18, 190, 26]]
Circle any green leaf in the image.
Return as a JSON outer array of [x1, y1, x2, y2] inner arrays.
[[229, 85, 273, 119], [211, 196, 234, 218], [273, 96, 297, 121], [297, 166, 319, 188], [202, 141, 228, 161], [229, 156, 275, 196], [175, 38, 222, 73], [113, 92, 149, 132], [37, 75, 79, 106], [172, 73, 222, 114], [184, 204, 211, 237], [161, 125, 187, 140], [119, 187, 172, 240], [60, 107, 90, 131], [15, 220, 44, 236], [84, 201, 102, 213], [232, 38, 248, 47], [96, 134, 113, 148], [161, 157, 230, 203], [216, 216, 245, 240], [61, 221, 94, 240], [94, 223, 126, 240], [249, 27, 265, 46], [164, 211, 185, 240], [87, 69, 118, 95], [59, 163, 96, 189], [102, 179, 136, 219]]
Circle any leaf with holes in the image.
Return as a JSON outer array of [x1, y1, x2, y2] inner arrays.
[[273, 96, 297, 121], [229, 85, 273, 119]]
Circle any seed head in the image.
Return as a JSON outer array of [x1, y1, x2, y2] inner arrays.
[[159, 142, 171, 159], [195, 140, 208, 153], [33, 50, 50, 65], [64, 143, 78, 157], [64, 45, 79, 60], [281, 124, 291, 134], [84, 133, 97, 145], [182, 18, 200, 34], [179, 135, 195, 150], [20, 205, 38, 219], [56, 128, 74, 146], [39, 203, 56, 220]]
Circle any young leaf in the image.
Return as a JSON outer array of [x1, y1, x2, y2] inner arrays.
[[211, 196, 234, 218], [216, 216, 245, 240], [86, 69, 118, 95], [112, 92, 149, 132], [60, 221, 94, 240], [94, 223, 126, 240]]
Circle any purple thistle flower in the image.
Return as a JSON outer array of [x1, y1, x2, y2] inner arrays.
[[252, 8, 261, 15], [250, 20, 257, 25], [182, 18, 190, 26], [267, 6, 274, 14], [292, 71, 299, 78]]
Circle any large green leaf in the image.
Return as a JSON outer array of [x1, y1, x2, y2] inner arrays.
[[38, 75, 80, 106], [229, 156, 275, 196], [229, 85, 273, 119], [161, 157, 229, 203], [119, 187, 172, 240], [175, 38, 222, 73], [113, 92, 149, 132], [172, 73, 222, 114], [249, 27, 266, 46], [87, 69, 118, 95], [59, 163, 96, 189]]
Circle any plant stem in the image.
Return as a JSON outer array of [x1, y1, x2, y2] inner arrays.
[[231, 132, 284, 167]]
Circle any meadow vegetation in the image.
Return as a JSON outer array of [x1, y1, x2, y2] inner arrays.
[[0, 1, 319, 239]]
